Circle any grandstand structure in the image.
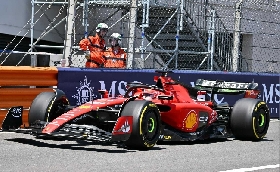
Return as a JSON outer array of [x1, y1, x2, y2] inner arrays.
[[0, 0, 279, 72]]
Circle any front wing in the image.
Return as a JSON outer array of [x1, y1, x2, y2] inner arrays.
[[1, 106, 133, 143]]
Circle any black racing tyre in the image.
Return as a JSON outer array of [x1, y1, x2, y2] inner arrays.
[[28, 91, 69, 124], [230, 98, 270, 141], [121, 100, 161, 149]]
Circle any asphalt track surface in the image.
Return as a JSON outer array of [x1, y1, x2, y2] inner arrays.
[[0, 120, 279, 172]]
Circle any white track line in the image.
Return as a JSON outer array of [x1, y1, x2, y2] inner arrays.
[[270, 119, 279, 122], [219, 164, 280, 172]]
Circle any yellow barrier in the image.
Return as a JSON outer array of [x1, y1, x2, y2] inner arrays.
[[0, 66, 58, 128]]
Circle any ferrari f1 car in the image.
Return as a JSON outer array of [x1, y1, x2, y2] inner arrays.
[[1, 70, 270, 149]]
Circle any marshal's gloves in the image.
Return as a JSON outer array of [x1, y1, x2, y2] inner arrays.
[[84, 50, 90, 60]]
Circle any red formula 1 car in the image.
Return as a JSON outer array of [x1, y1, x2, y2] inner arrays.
[[1, 70, 270, 149]]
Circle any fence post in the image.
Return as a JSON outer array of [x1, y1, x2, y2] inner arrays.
[[232, 0, 243, 72], [207, 10, 216, 71], [63, 0, 76, 67], [30, 0, 35, 54], [82, 0, 89, 39], [30, 54, 37, 67], [127, 0, 138, 69]]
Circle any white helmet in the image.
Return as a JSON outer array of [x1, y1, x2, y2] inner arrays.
[[109, 33, 122, 47], [96, 23, 109, 32]]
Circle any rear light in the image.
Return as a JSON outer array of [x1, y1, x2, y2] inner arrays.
[[197, 91, 207, 101]]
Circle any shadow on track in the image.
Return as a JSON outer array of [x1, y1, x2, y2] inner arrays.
[[5, 138, 166, 152], [157, 137, 274, 146], [5, 138, 135, 153], [156, 138, 231, 146], [232, 137, 274, 142]]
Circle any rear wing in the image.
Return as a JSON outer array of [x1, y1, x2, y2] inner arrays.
[[195, 79, 258, 94]]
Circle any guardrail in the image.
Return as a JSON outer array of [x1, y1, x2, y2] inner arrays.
[[0, 66, 58, 127]]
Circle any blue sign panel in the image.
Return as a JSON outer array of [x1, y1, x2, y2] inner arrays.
[[57, 68, 279, 118]]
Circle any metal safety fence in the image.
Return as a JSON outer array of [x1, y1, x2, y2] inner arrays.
[[62, 0, 280, 73], [0, 0, 279, 73], [68, 0, 235, 71]]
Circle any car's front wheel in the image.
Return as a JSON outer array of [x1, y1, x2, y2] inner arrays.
[[121, 100, 161, 149], [28, 90, 69, 125]]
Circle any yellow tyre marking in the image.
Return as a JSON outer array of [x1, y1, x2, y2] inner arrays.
[[252, 117, 259, 139], [253, 102, 267, 139], [253, 116, 265, 139], [139, 103, 158, 148], [139, 106, 148, 135]]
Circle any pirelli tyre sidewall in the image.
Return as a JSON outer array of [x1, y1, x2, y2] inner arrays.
[[121, 100, 161, 149], [28, 91, 69, 124], [230, 98, 270, 141]]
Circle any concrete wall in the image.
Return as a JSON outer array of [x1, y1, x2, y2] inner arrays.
[[0, 0, 66, 43], [210, 0, 280, 73]]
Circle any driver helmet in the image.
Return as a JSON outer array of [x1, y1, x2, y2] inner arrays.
[[96, 23, 109, 32], [109, 33, 122, 47], [143, 92, 155, 101]]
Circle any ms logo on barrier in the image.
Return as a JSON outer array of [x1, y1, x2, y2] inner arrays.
[[72, 76, 97, 105]]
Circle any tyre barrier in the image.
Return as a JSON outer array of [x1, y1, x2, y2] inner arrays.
[[0, 66, 58, 128]]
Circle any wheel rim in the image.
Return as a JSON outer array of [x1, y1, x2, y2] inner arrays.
[[148, 118, 155, 132], [142, 111, 158, 141], [259, 114, 265, 127], [256, 109, 268, 134]]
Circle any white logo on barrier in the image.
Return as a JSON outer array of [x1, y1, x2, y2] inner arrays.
[[262, 83, 279, 114], [262, 84, 280, 104], [99, 80, 129, 97], [72, 76, 97, 105]]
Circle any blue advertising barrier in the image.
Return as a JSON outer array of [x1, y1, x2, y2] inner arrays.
[[57, 68, 280, 118]]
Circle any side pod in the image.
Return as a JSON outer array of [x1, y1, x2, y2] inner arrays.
[[1, 106, 23, 130]]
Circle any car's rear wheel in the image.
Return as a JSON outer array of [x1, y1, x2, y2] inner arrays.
[[230, 98, 270, 141], [121, 100, 161, 149], [28, 90, 69, 124]]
